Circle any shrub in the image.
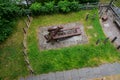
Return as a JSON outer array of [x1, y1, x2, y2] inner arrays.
[[0, 3, 21, 19], [30, 2, 42, 15], [43, 1, 55, 14], [40, 6, 47, 14], [69, 1, 79, 11], [0, 19, 16, 42], [58, 1, 70, 13], [34, 0, 99, 4], [0, 3, 20, 43], [79, 0, 99, 3], [54, 6, 59, 13]]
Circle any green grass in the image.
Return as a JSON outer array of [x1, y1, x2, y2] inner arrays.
[[113, 0, 120, 7], [100, 0, 120, 7], [0, 19, 28, 80], [0, 1, 119, 79], [0, 9, 119, 80], [27, 9, 120, 74], [100, 0, 110, 3]]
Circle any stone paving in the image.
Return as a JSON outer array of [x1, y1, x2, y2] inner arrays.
[[92, 74, 120, 80], [100, 8, 120, 47], [20, 62, 120, 80], [38, 22, 88, 50]]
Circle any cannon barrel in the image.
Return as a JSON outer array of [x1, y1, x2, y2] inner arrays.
[[48, 26, 63, 32]]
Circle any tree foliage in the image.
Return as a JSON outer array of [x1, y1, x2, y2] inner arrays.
[[0, 2, 20, 43], [58, 1, 70, 13], [30, 1, 55, 15], [69, 1, 79, 11], [44, 1, 55, 14], [34, 0, 99, 4], [30, 2, 42, 15]]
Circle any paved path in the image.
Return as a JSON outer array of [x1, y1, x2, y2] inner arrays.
[[20, 62, 120, 80], [100, 7, 120, 47]]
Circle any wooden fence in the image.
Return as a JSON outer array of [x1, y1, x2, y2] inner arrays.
[[22, 15, 34, 74]]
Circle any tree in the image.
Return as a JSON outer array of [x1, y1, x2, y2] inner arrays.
[[0, 2, 21, 43]]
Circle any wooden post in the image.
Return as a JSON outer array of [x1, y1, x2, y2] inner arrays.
[[104, 37, 109, 44], [25, 58, 30, 65], [28, 65, 34, 74], [24, 20, 29, 28], [106, 0, 114, 12], [23, 28, 26, 34], [100, 11, 103, 18], [23, 40, 27, 49], [27, 15, 31, 22], [99, 6, 103, 15], [117, 45, 120, 49], [23, 50, 27, 56], [85, 13, 89, 21], [86, 2, 89, 10], [111, 37, 117, 43], [96, 39, 100, 45], [98, 2, 101, 9]]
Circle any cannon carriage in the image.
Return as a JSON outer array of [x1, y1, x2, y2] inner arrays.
[[44, 26, 82, 42]]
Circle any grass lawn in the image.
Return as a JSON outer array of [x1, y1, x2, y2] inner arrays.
[[100, 0, 110, 3], [0, 1, 119, 79], [27, 9, 120, 74], [100, 0, 120, 7], [113, 0, 120, 7], [0, 19, 28, 80]]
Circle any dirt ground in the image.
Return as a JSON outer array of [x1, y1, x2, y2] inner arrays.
[[38, 22, 88, 50]]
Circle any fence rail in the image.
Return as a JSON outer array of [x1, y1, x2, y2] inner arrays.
[[110, 5, 120, 21]]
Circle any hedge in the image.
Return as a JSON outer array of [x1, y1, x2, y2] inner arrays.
[[0, 2, 21, 43], [35, 0, 99, 4], [29, 1, 98, 15]]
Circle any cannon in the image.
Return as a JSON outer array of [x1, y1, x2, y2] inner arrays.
[[44, 26, 82, 43], [102, 15, 108, 21]]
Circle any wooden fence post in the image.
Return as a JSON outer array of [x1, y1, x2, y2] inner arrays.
[[117, 45, 120, 49], [96, 39, 100, 45], [104, 37, 109, 44], [27, 15, 31, 22], [86, 2, 89, 10], [85, 13, 89, 21], [23, 28, 26, 34], [99, 6, 103, 15], [23, 50, 27, 56], [100, 11, 103, 18], [28, 65, 34, 74], [111, 37, 117, 43], [25, 57, 30, 65], [24, 20, 29, 28]]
